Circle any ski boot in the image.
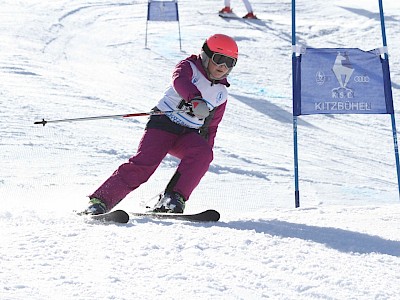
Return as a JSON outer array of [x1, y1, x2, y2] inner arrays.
[[219, 6, 233, 14], [82, 198, 107, 215], [243, 12, 257, 19], [153, 192, 186, 213]]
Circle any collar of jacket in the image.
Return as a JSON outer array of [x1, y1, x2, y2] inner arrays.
[[187, 55, 231, 87]]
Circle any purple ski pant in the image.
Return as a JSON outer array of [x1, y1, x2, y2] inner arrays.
[[89, 128, 213, 210]]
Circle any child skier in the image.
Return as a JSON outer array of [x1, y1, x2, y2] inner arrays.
[[83, 34, 239, 215]]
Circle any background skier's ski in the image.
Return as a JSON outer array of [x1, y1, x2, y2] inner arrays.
[[219, 12, 258, 20], [219, 12, 239, 19]]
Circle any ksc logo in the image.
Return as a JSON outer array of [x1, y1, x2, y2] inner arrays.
[[216, 92, 224, 103]]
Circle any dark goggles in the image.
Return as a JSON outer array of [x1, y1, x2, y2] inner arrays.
[[211, 53, 237, 68]]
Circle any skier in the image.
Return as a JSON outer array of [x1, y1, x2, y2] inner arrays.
[[219, 0, 257, 19], [83, 34, 239, 215]]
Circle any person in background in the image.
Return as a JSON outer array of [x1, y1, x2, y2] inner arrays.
[[219, 0, 257, 19], [83, 34, 239, 215]]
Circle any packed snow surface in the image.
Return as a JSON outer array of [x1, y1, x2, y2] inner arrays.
[[1, 0, 400, 299]]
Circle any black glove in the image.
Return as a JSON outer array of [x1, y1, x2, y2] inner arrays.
[[188, 97, 209, 119]]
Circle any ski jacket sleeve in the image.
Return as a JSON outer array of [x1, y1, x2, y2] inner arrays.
[[172, 56, 202, 101], [199, 101, 227, 147]]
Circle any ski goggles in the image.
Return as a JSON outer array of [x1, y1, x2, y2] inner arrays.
[[211, 53, 237, 68]]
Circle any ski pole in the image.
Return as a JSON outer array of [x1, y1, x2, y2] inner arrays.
[[34, 109, 187, 126]]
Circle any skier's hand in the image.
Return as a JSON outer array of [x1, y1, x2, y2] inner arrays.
[[189, 97, 209, 119]]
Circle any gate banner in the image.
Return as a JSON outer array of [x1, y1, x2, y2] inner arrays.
[[294, 48, 392, 116]]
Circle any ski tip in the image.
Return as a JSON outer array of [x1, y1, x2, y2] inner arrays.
[[204, 209, 220, 221], [113, 210, 130, 223], [90, 209, 130, 224]]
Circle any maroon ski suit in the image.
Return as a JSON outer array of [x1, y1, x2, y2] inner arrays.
[[89, 55, 230, 211]]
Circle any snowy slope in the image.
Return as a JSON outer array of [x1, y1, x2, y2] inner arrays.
[[1, 0, 400, 299]]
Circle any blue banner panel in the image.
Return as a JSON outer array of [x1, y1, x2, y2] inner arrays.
[[147, 0, 179, 22], [299, 48, 389, 115]]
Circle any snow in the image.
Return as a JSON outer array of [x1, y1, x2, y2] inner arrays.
[[1, 0, 400, 299]]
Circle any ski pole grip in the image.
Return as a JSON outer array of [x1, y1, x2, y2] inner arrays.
[[34, 119, 48, 126]]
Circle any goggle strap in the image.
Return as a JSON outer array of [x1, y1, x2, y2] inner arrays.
[[202, 42, 214, 58]]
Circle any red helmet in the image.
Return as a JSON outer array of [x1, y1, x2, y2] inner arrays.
[[202, 34, 238, 59]]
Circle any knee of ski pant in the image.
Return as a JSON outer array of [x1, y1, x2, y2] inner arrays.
[[116, 161, 157, 185]]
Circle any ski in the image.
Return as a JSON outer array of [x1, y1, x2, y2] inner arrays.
[[131, 209, 220, 222], [219, 12, 239, 19], [219, 12, 259, 20], [86, 209, 220, 223], [90, 210, 130, 224]]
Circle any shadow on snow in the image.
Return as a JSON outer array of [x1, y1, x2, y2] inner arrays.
[[222, 218, 400, 257]]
